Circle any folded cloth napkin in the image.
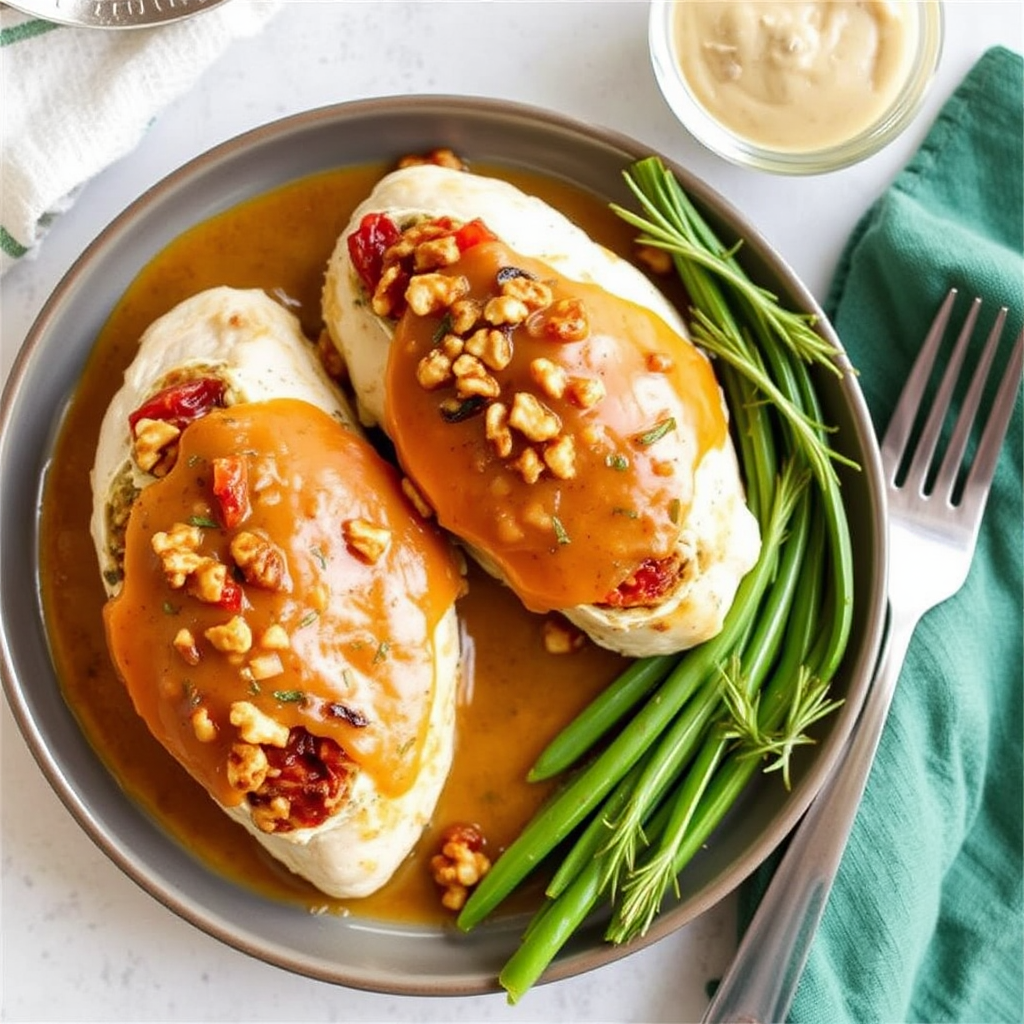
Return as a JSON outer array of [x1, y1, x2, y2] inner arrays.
[[740, 45, 1024, 1024], [0, 0, 282, 276]]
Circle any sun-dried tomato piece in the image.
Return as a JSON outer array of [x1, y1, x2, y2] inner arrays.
[[347, 212, 401, 292], [128, 377, 226, 432], [211, 455, 250, 529], [602, 556, 681, 609]]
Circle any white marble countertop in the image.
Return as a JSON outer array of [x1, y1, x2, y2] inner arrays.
[[2, 2, 1020, 1021]]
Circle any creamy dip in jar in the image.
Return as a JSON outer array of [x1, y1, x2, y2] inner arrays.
[[671, 1, 918, 153]]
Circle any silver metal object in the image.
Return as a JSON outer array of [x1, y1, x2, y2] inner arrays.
[[703, 288, 1024, 1024], [3, 0, 230, 30]]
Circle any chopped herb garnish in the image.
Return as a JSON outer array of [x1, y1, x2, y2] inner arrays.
[[432, 312, 453, 344], [612, 507, 639, 519], [310, 545, 327, 570], [668, 498, 682, 524], [273, 689, 306, 704], [298, 610, 319, 629], [496, 265, 535, 285], [162, 601, 180, 615], [551, 515, 571, 546], [606, 453, 630, 472], [248, 680, 262, 697], [373, 640, 390, 664], [440, 395, 487, 423], [187, 514, 220, 529], [182, 680, 201, 708], [342, 668, 355, 690], [632, 417, 677, 447]]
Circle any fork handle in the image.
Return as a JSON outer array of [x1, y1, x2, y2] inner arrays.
[[702, 609, 912, 1024]]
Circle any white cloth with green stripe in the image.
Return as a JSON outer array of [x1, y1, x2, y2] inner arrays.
[[0, 1, 281, 275]]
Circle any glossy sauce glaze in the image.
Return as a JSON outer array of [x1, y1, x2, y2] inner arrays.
[[39, 163, 634, 922], [386, 238, 727, 612], [107, 398, 462, 809]]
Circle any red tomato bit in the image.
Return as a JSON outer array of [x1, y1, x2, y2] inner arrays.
[[348, 212, 401, 292], [127, 377, 226, 432], [211, 455, 251, 529]]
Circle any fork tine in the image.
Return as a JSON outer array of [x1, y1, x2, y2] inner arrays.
[[959, 325, 1023, 526], [932, 306, 1008, 503], [902, 295, 981, 491], [881, 288, 958, 478]]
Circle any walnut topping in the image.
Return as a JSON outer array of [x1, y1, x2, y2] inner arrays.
[[401, 476, 435, 519], [542, 616, 587, 654], [204, 615, 253, 654], [259, 624, 290, 650], [449, 297, 482, 334], [509, 392, 561, 443], [371, 263, 406, 318], [190, 707, 218, 743], [501, 275, 553, 311], [529, 357, 567, 400], [405, 272, 471, 316], [230, 700, 290, 747], [542, 434, 577, 480], [151, 522, 204, 588], [397, 147, 467, 171], [533, 297, 589, 342], [250, 796, 292, 833], [484, 401, 513, 458], [565, 375, 606, 409], [227, 741, 269, 793], [248, 652, 285, 681], [416, 348, 453, 390], [188, 558, 231, 604], [173, 628, 201, 666], [464, 327, 513, 371], [483, 293, 529, 327], [430, 823, 492, 912], [230, 531, 285, 590], [413, 234, 461, 271], [510, 446, 545, 485], [132, 417, 181, 475], [343, 518, 392, 564]]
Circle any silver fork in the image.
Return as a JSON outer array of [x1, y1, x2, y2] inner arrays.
[[703, 288, 1024, 1024]]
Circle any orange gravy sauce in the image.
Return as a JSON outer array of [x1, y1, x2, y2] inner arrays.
[[387, 240, 726, 611], [39, 163, 644, 924]]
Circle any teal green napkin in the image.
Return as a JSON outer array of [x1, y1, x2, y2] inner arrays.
[[742, 46, 1024, 1024]]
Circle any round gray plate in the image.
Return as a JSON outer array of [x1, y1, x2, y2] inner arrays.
[[0, 96, 887, 995], [4, 0, 230, 29]]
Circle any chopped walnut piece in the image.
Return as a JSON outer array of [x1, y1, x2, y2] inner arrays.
[[151, 522, 204, 588], [635, 244, 674, 275], [451, 354, 501, 399], [343, 518, 392, 564], [510, 446, 545, 485], [416, 348, 453, 390], [495, 511, 524, 545], [230, 531, 286, 590], [449, 297, 482, 334], [430, 823, 492, 912], [248, 652, 284, 681], [414, 235, 461, 271], [543, 434, 577, 480], [439, 334, 465, 361], [230, 700, 290, 747], [483, 293, 530, 327], [509, 392, 561, 442], [401, 476, 435, 519], [529, 357, 568, 400], [227, 741, 269, 793], [542, 616, 587, 654], [534, 297, 589, 342], [501, 276, 553, 311], [173, 628, 201, 666], [397, 147, 466, 171], [259, 624, 290, 650], [565, 375, 607, 409], [484, 401, 513, 458], [189, 558, 231, 604], [250, 795, 293, 833], [464, 327, 513, 371], [205, 615, 253, 655], [405, 272, 470, 316], [191, 707, 218, 743], [371, 263, 406, 318], [132, 417, 181, 474]]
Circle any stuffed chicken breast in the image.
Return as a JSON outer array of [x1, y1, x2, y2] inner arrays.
[[322, 166, 760, 657], [91, 286, 463, 899]]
